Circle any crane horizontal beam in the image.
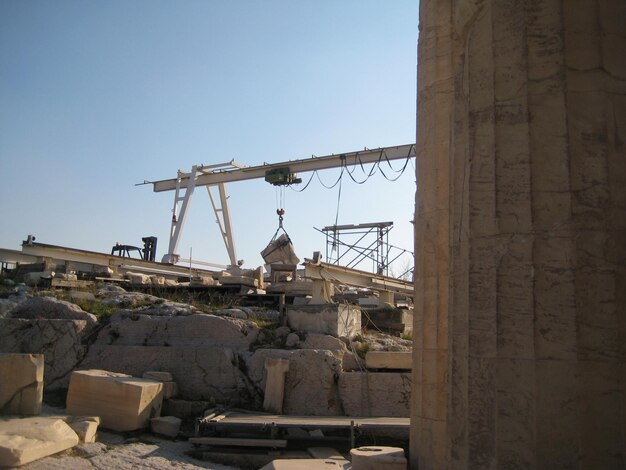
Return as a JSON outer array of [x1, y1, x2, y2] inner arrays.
[[152, 143, 416, 192]]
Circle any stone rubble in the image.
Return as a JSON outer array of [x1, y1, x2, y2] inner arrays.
[[0, 417, 79, 467]]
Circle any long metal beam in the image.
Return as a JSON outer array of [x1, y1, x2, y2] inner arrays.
[[304, 259, 414, 295], [152, 144, 416, 192], [21, 242, 222, 277]]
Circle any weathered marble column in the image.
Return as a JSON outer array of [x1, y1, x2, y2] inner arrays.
[[411, 1, 626, 468]]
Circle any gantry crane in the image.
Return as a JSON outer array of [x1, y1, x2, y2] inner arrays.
[[150, 144, 416, 267]]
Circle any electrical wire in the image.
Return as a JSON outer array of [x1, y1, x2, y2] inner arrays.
[[288, 148, 413, 191], [333, 172, 343, 228], [315, 166, 344, 189]]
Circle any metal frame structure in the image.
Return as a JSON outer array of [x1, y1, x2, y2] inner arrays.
[[163, 161, 245, 266], [318, 221, 393, 275], [152, 144, 416, 267]]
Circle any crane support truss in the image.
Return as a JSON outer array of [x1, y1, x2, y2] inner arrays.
[[163, 162, 243, 266], [153, 144, 416, 266]]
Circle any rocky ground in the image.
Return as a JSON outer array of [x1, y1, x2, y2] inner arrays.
[[1, 281, 411, 468], [21, 432, 238, 470]]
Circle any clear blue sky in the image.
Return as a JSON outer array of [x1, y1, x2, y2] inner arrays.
[[0, 0, 418, 273]]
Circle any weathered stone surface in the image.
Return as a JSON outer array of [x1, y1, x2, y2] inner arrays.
[[150, 416, 181, 438], [0, 319, 90, 390], [341, 351, 364, 371], [161, 382, 178, 399], [301, 333, 347, 351], [350, 446, 407, 470], [143, 371, 174, 382], [98, 290, 160, 307], [412, 1, 626, 468], [263, 358, 290, 413], [68, 291, 96, 303], [66, 417, 99, 443], [365, 351, 412, 370], [286, 304, 361, 338], [0, 299, 18, 318], [96, 312, 258, 348], [247, 349, 343, 416], [10, 296, 97, 325], [285, 333, 300, 347], [215, 308, 248, 319], [0, 353, 44, 416], [260, 459, 348, 469], [339, 372, 411, 417], [78, 312, 259, 403], [189, 276, 218, 287], [0, 417, 79, 467], [66, 370, 163, 432], [126, 272, 150, 285], [261, 234, 300, 265], [81, 345, 250, 403], [133, 301, 198, 317], [161, 399, 215, 420], [96, 285, 126, 296]]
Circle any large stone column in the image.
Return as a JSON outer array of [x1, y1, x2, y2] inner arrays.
[[411, 1, 626, 468]]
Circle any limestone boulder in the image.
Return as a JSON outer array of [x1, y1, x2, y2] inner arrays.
[[339, 372, 411, 417], [0, 319, 91, 390], [351, 446, 407, 469], [95, 312, 259, 348], [10, 296, 97, 325], [95, 285, 126, 296], [68, 291, 96, 303], [132, 301, 197, 316], [81, 345, 251, 404], [150, 416, 181, 438], [0, 417, 79, 467], [365, 351, 412, 370], [0, 299, 18, 319], [66, 416, 100, 443], [215, 308, 248, 319], [301, 333, 348, 351], [80, 313, 261, 404], [66, 370, 163, 432], [247, 349, 344, 416], [286, 304, 361, 338], [0, 353, 43, 416], [98, 290, 160, 307]]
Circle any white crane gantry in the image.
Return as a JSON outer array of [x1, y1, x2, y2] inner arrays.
[[151, 144, 416, 266]]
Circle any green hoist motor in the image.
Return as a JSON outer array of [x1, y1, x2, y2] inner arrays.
[[264, 167, 302, 186]]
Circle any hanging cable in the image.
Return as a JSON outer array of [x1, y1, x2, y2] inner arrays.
[[288, 170, 316, 193], [334, 171, 343, 228], [381, 149, 410, 173], [315, 166, 344, 189], [379, 155, 412, 182], [344, 160, 375, 184]]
